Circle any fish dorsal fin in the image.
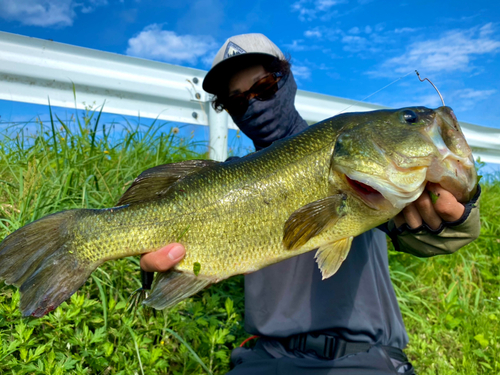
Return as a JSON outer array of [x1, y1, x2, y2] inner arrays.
[[315, 237, 353, 280], [116, 159, 219, 206], [283, 194, 347, 250]]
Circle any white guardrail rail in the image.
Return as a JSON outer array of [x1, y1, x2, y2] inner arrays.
[[1, 31, 499, 163]]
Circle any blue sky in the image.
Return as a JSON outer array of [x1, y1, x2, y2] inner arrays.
[[0, 0, 499, 157]]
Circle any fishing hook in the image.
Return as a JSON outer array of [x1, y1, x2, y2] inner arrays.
[[415, 70, 445, 106]]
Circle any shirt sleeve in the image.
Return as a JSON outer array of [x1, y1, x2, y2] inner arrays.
[[385, 185, 481, 257]]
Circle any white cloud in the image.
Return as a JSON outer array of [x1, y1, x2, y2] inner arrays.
[[285, 40, 306, 51], [201, 50, 218, 68], [291, 0, 315, 21], [291, 0, 346, 21], [126, 24, 217, 65], [455, 88, 496, 99], [348, 25, 373, 35], [451, 88, 497, 111], [303, 24, 384, 54], [292, 65, 312, 80], [304, 29, 322, 38], [479, 23, 494, 37], [0, 0, 107, 27], [80, 0, 108, 14], [284, 39, 321, 52], [404, 94, 443, 109], [380, 25, 500, 75], [303, 26, 342, 41], [342, 35, 374, 53], [394, 27, 418, 34], [0, 0, 75, 27], [316, 0, 339, 10], [376, 87, 498, 113]]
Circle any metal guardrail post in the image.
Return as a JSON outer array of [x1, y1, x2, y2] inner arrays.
[[207, 103, 229, 161]]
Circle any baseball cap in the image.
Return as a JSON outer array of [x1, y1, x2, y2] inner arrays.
[[203, 33, 285, 94]]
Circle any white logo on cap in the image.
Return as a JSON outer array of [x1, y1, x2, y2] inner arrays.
[[224, 42, 246, 59]]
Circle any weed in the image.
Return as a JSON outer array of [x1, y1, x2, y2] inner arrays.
[[0, 107, 498, 374], [0, 107, 244, 374]]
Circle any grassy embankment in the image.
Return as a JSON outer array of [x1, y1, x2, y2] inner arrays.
[[0, 108, 498, 374]]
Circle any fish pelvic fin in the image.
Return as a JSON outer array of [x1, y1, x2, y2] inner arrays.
[[0, 210, 98, 317], [315, 236, 353, 280], [283, 194, 348, 250], [143, 270, 212, 310], [117, 159, 219, 206]]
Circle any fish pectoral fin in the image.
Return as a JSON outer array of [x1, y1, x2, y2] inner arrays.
[[143, 270, 213, 310], [283, 194, 347, 250], [315, 236, 353, 280], [116, 160, 219, 206]]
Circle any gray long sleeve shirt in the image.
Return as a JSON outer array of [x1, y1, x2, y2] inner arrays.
[[244, 229, 408, 348]]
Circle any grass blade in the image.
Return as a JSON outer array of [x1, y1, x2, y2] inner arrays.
[[164, 327, 213, 375], [125, 324, 145, 375], [91, 274, 108, 330], [48, 99, 59, 173]]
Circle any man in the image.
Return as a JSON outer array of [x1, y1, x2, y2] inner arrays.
[[141, 34, 481, 374]]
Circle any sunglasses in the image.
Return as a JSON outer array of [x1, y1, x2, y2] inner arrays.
[[222, 72, 283, 116]]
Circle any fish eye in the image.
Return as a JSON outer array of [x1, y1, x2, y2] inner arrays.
[[401, 110, 418, 124]]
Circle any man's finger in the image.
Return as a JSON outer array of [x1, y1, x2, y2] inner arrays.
[[140, 243, 186, 272], [401, 203, 423, 229], [427, 183, 465, 222], [414, 191, 442, 230]]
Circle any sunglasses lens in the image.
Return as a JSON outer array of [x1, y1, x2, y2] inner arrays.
[[223, 73, 282, 116], [254, 81, 278, 101]]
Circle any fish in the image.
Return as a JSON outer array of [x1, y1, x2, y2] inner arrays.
[[0, 106, 477, 317]]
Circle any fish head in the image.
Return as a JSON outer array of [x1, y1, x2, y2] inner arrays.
[[332, 106, 477, 210]]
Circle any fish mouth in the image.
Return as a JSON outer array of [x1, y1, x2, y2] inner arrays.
[[339, 166, 428, 211], [344, 174, 394, 210]]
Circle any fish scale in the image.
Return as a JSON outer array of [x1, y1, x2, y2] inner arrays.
[[0, 106, 477, 316], [72, 142, 333, 278]]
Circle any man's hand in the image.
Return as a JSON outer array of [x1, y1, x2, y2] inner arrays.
[[140, 243, 186, 272], [393, 183, 465, 230]]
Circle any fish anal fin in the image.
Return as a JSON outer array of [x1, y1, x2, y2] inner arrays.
[[143, 271, 213, 310], [117, 160, 219, 206], [315, 236, 353, 280], [283, 194, 347, 250]]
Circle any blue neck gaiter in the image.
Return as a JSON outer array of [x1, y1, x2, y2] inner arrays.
[[230, 72, 308, 151]]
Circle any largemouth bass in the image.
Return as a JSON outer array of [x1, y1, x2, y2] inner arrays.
[[0, 106, 477, 317]]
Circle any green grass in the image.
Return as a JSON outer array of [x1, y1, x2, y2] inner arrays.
[[0, 107, 499, 374], [389, 175, 500, 374]]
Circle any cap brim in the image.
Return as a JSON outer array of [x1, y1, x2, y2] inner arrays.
[[202, 53, 276, 95]]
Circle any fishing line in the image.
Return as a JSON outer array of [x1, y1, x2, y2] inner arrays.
[[336, 71, 414, 115]]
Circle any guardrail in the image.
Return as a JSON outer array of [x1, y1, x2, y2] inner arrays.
[[1, 31, 499, 164]]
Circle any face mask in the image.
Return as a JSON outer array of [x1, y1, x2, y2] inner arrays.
[[230, 72, 308, 151]]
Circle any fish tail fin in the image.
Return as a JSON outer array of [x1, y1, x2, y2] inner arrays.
[[143, 271, 212, 310], [0, 210, 98, 317]]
